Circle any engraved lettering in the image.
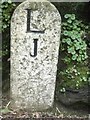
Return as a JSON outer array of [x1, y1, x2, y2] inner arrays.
[[30, 39, 38, 57]]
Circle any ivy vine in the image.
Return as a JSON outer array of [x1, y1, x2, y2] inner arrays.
[[58, 14, 89, 92], [61, 14, 88, 63]]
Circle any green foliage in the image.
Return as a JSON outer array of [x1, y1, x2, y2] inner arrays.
[[0, 0, 16, 32], [61, 14, 88, 63], [58, 14, 89, 92], [59, 64, 89, 92], [0, 107, 11, 114], [0, 101, 12, 114], [0, 0, 16, 57]]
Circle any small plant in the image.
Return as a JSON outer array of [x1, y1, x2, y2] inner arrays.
[[61, 14, 88, 63]]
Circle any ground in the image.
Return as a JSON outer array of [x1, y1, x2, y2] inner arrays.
[[0, 92, 89, 119]]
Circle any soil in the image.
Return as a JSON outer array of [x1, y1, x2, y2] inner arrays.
[[0, 92, 89, 120]]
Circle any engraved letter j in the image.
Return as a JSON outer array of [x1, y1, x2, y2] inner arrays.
[[30, 39, 38, 57]]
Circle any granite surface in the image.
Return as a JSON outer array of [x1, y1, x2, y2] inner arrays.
[[11, 0, 61, 111]]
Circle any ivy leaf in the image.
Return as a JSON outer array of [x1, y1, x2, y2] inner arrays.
[[71, 14, 75, 20], [64, 14, 71, 18], [62, 38, 67, 43], [82, 77, 87, 82], [77, 28, 81, 31], [84, 54, 88, 59], [63, 30, 68, 36], [68, 47, 75, 54], [8, 0, 12, 4], [73, 25, 77, 29], [85, 26, 88, 29], [77, 56, 81, 62], [75, 42, 81, 50], [76, 35, 81, 40], [67, 19, 72, 24], [81, 42, 87, 50], [72, 55, 77, 60], [71, 35, 76, 40], [3, 24, 7, 29], [79, 50, 82, 54], [71, 51, 76, 55], [66, 38, 72, 45], [62, 22, 68, 26]]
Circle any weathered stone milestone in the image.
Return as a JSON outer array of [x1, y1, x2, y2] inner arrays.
[[11, 0, 61, 111]]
